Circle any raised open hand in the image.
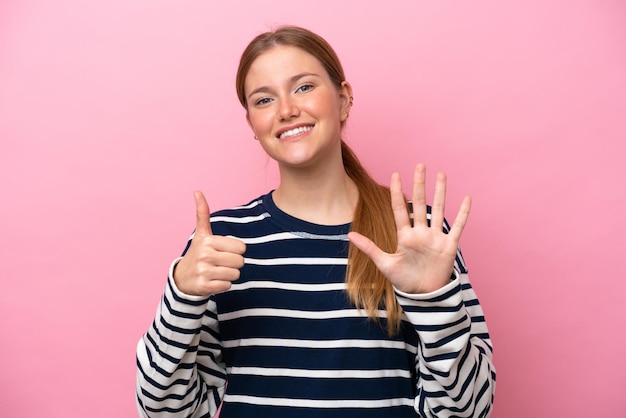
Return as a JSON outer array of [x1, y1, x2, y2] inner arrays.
[[348, 164, 471, 294], [173, 191, 246, 297]]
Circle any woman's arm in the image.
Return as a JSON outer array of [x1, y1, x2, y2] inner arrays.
[[135, 259, 227, 418], [396, 255, 495, 417], [137, 191, 245, 416], [348, 164, 496, 416]]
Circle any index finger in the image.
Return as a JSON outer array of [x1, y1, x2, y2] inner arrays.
[[194, 190, 213, 235], [390, 172, 411, 230]]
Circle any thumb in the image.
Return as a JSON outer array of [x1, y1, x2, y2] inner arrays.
[[194, 191, 213, 235], [347, 231, 387, 267]]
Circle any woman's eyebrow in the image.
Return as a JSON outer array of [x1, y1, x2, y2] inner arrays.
[[289, 72, 320, 83]]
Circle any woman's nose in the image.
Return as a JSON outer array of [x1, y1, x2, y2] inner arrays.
[[278, 96, 300, 120]]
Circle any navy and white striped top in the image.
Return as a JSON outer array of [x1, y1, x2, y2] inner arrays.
[[136, 192, 495, 417]]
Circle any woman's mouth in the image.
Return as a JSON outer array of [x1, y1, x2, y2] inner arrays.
[[278, 125, 314, 140]]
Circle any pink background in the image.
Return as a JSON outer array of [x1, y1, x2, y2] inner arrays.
[[1, 0, 625, 416]]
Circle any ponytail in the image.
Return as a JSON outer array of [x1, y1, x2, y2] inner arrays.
[[342, 141, 404, 336]]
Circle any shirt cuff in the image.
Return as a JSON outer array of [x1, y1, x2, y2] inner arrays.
[[167, 257, 211, 303], [393, 268, 460, 301]]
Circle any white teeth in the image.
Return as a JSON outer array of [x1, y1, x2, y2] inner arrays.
[[279, 125, 313, 139]]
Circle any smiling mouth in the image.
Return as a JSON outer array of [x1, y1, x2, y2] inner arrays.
[[278, 125, 314, 140]]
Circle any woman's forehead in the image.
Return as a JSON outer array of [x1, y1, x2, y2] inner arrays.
[[245, 46, 328, 88]]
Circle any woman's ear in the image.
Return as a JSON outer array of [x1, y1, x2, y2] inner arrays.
[[339, 81, 354, 122]]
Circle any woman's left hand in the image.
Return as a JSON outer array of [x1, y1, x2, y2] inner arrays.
[[348, 163, 471, 294]]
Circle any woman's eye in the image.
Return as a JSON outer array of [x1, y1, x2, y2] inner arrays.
[[296, 84, 314, 93], [255, 97, 272, 106]]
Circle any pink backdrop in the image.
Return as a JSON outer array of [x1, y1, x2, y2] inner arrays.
[[1, 1, 625, 416]]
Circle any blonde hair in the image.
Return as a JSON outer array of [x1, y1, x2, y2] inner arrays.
[[236, 26, 403, 335]]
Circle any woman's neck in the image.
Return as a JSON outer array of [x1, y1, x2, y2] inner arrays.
[[272, 161, 359, 226]]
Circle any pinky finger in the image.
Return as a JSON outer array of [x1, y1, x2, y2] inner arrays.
[[449, 196, 472, 242]]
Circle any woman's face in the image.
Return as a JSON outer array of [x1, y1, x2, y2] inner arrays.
[[244, 45, 352, 170]]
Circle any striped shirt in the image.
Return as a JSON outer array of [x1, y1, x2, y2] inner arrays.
[[136, 192, 495, 417]]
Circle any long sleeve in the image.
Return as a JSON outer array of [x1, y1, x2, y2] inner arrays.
[[395, 263, 496, 418], [136, 259, 227, 418]]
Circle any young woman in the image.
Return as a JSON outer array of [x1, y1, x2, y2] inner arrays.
[[136, 26, 495, 418]]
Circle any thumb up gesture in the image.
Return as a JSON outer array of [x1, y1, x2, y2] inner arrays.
[[173, 191, 246, 297]]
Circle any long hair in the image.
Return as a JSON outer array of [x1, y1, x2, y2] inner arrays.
[[235, 26, 403, 335]]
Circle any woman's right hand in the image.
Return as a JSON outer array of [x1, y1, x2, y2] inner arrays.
[[173, 191, 246, 296]]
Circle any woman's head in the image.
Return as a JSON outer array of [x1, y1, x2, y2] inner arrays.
[[236, 26, 346, 109], [238, 26, 353, 167]]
